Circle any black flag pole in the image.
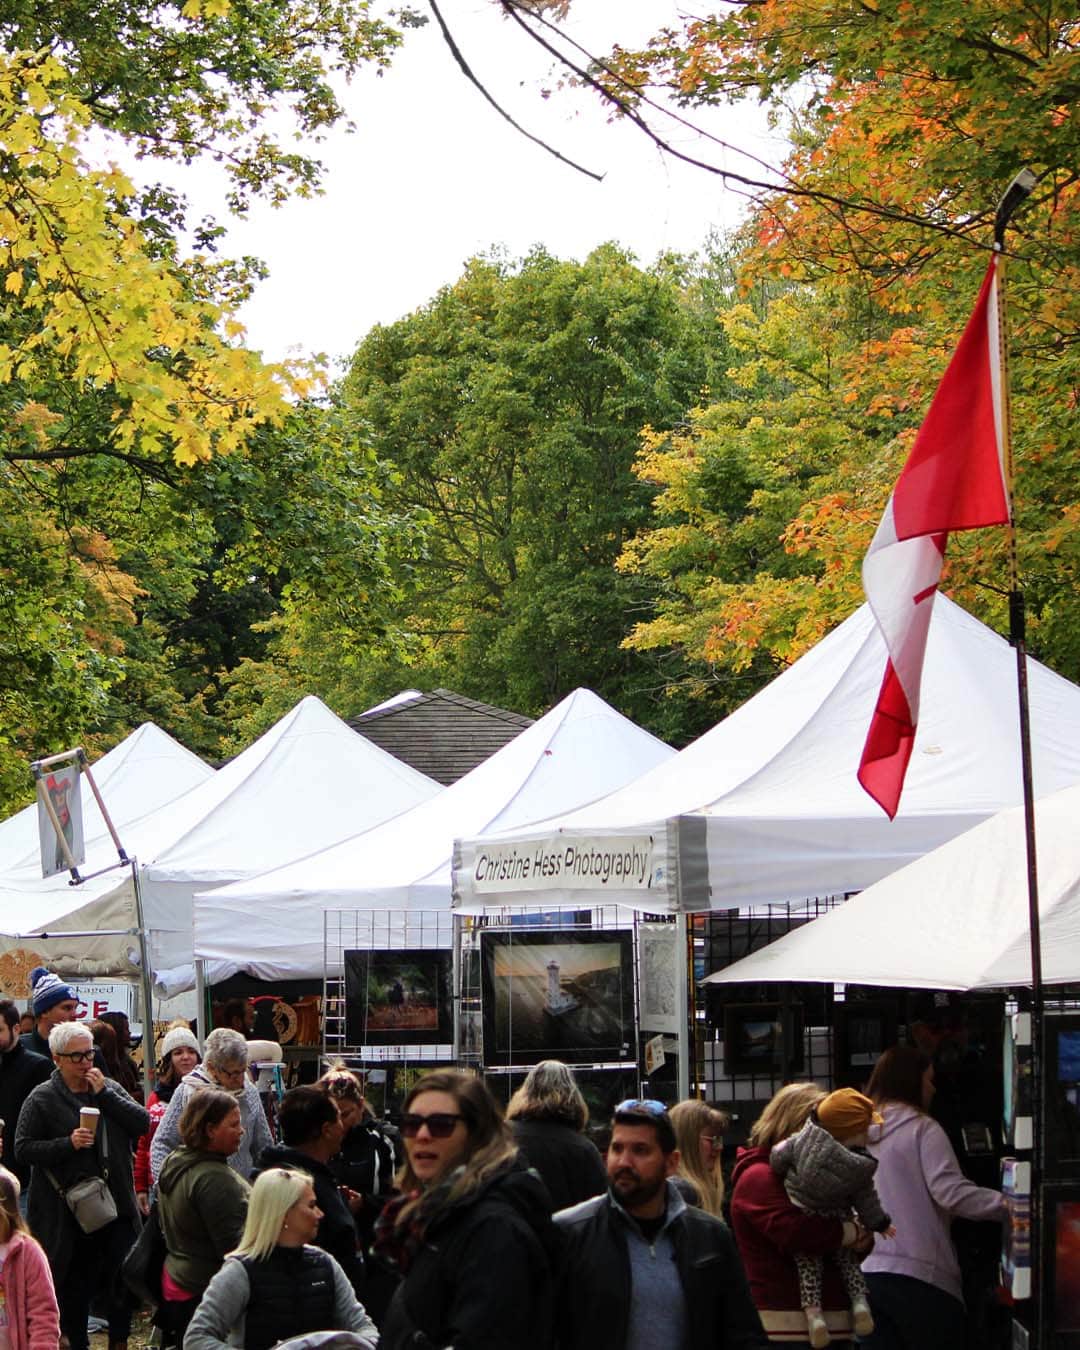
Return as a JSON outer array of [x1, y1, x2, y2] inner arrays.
[[993, 165, 1043, 1343]]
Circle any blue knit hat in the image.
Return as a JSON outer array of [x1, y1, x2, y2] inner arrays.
[[29, 966, 79, 1017]]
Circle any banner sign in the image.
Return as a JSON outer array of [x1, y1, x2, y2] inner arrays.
[[470, 834, 659, 895], [37, 762, 85, 878], [70, 981, 135, 1022]]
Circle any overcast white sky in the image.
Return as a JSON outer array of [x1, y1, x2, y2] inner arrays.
[[172, 1, 785, 367]]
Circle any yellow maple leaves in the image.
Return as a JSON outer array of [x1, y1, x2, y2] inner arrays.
[[0, 49, 313, 467]]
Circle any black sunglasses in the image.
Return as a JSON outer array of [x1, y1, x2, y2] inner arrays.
[[401, 1112, 464, 1139]]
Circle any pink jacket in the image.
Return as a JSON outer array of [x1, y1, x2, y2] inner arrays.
[[864, 1102, 1005, 1302], [2, 1232, 60, 1350]]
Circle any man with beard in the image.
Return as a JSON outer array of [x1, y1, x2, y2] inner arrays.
[[0, 999, 52, 1195], [555, 1100, 766, 1350]]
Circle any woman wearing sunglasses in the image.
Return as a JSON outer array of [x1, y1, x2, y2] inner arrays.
[[375, 1069, 561, 1350], [670, 1099, 728, 1219], [14, 1020, 148, 1350]]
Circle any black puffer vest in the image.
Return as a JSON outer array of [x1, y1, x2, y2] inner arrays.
[[241, 1246, 337, 1350]]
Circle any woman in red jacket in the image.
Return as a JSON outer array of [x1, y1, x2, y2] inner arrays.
[[730, 1083, 874, 1348], [0, 1166, 60, 1350], [135, 1026, 201, 1214]]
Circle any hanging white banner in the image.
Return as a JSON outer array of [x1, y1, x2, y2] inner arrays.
[[37, 762, 85, 878]]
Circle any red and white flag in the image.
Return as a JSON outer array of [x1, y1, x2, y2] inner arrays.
[[859, 256, 1012, 818]]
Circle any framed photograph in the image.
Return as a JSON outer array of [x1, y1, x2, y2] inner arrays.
[[344, 949, 453, 1046], [480, 929, 635, 1067], [1046, 1014, 1080, 1180], [833, 1000, 899, 1086], [723, 1002, 804, 1078], [705, 980, 832, 1031], [1043, 1183, 1080, 1342]]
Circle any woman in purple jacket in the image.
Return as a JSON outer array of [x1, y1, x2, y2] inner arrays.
[[861, 1047, 1005, 1350]]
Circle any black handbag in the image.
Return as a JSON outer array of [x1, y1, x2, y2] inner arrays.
[[121, 1202, 167, 1306]]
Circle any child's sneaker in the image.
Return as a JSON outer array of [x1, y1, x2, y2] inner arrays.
[[852, 1294, 875, 1337], [807, 1306, 830, 1349]]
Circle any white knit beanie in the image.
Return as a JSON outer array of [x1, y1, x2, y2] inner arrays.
[[160, 1026, 200, 1059]]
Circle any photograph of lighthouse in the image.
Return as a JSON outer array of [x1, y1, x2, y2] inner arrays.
[[480, 929, 635, 1067]]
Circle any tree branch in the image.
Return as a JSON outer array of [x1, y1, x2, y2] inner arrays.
[[427, 0, 604, 182]]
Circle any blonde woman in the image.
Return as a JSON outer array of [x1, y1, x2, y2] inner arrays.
[[670, 1099, 727, 1218], [729, 1083, 874, 1348], [374, 1069, 559, 1350], [183, 1168, 377, 1350], [505, 1060, 606, 1211]]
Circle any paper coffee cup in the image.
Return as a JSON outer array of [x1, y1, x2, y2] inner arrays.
[[79, 1107, 100, 1137]]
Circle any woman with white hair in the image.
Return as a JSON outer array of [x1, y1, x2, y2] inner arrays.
[[184, 1168, 378, 1350], [505, 1059, 607, 1212], [14, 1019, 148, 1350], [150, 1029, 272, 1183]]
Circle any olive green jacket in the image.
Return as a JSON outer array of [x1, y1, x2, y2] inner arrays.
[[158, 1147, 250, 1294]]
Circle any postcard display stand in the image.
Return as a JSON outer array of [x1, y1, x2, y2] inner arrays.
[[1001, 1012, 1033, 1309], [324, 906, 660, 1112]]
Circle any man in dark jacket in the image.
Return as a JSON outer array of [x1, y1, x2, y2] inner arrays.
[[23, 967, 107, 1072], [0, 998, 52, 1192], [257, 1086, 365, 1295], [555, 1100, 767, 1350]]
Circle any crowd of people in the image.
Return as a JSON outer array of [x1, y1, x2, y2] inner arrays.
[[0, 967, 1009, 1350]]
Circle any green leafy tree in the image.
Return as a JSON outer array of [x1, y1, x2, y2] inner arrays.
[[341, 244, 726, 735]]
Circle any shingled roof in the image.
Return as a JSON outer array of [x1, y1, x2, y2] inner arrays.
[[348, 688, 533, 786]]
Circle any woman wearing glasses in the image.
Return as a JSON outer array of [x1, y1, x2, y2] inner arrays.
[[14, 1020, 148, 1350], [670, 1099, 728, 1219], [375, 1069, 561, 1350], [150, 1028, 272, 1186]]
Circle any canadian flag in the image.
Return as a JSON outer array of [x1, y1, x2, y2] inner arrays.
[[859, 257, 1012, 818]]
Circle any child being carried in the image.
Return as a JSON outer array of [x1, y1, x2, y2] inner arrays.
[[770, 1088, 895, 1349]]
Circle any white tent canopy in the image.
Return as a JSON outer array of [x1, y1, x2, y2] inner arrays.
[[0, 698, 439, 988], [193, 688, 675, 982], [453, 596, 1080, 914], [143, 695, 441, 993], [0, 722, 213, 874], [0, 724, 215, 979], [702, 781, 1080, 990]]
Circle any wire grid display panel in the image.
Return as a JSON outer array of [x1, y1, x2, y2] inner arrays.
[[696, 899, 845, 1106], [324, 909, 456, 1065], [463, 905, 644, 1075]]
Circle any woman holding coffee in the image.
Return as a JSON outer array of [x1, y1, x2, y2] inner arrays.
[[375, 1069, 559, 1350], [14, 1019, 148, 1350]]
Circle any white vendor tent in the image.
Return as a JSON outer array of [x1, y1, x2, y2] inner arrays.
[[0, 724, 214, 981], [0, 722, 213, 874], [453, 596, 1080, 915], [701, 780, 1080, 990], [0, 698, 439, 989], [193, 687, 676, 982], [142, 695, 442, 993]]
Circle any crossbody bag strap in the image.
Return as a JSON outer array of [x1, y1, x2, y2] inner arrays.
[[44, 1098, 111, 1192]]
